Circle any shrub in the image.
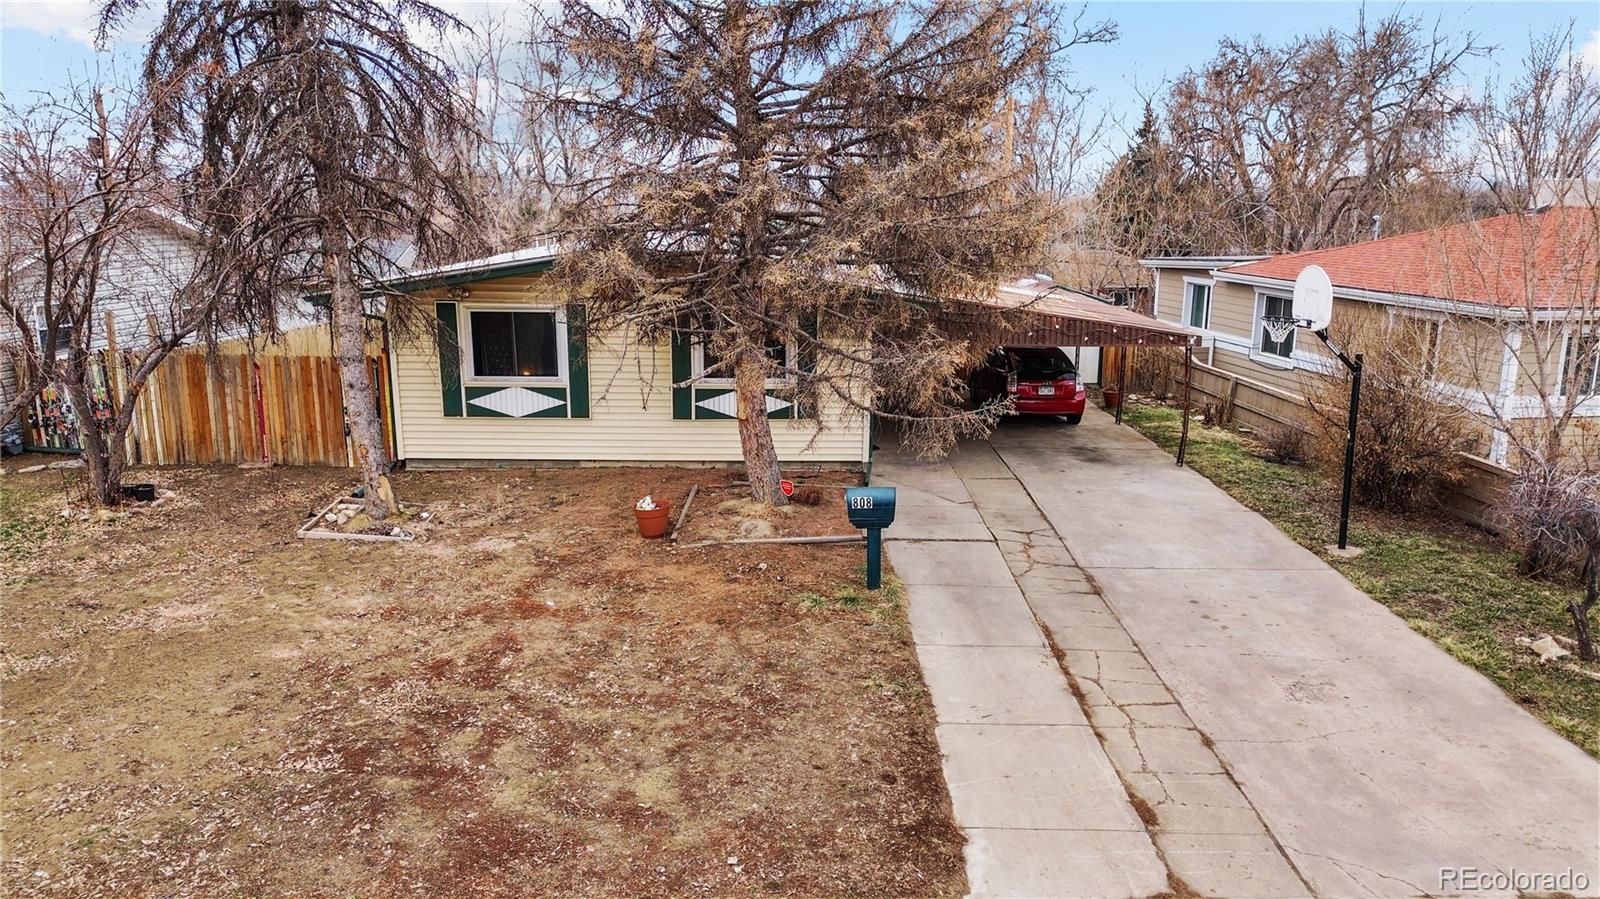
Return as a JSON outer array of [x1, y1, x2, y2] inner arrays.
[[1499, 459, 1600, 659], [1132, 347, 1181, 401], [1259, 424, 1311, 464], [1304, 341, 1470, 512]]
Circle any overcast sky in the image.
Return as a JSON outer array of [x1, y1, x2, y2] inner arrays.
[[3, 0, 1596, 169]]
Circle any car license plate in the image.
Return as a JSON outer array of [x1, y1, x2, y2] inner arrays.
[[1038, 386, 1055, 396]]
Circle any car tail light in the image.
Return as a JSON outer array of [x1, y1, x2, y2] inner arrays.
[[1006, 372, 1018, 391]]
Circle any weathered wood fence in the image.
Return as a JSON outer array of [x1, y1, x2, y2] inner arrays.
[[125, 348, 393, 467], [1121, 349, 1515, 532], [27, 342, 393, 468]]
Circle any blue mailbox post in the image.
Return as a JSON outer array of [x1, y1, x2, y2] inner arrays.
[[845, 486, 897, 590]]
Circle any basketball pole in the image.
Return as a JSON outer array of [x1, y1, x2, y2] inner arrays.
[[1315, 328, 1362, 551], [1177, 344, 1192, 466]]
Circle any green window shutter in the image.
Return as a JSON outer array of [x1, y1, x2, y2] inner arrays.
[[672, 326, 693, 420], [436, 301, 463, 417], [567, 304, 589, 418]]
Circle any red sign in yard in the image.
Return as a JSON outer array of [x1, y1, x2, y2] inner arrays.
[[780, 479, 795, 497]]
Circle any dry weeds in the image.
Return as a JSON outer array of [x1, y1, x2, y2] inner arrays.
[[0, 463, 964, 897]]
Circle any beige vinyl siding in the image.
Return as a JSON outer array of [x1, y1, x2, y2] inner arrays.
[[1153, 269, 1184, 324], [390, 275, 867, 465]]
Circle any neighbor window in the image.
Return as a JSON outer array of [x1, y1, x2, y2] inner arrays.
[[1562, 332, 1600, 397], [696, 337, 791, 382], [35, 304, 70, 355], [1110, 289, 1131, 307], [1389, 314, 1441, 379], [1258, 294, 1296, 359], [1185, 282, 1211, 329], [467, 309, 559, 379]]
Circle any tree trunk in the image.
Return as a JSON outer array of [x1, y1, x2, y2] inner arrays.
[[322, 239, 396, 519], [61, 372, 124, 508], [734, 351, 785, 506], [1574, 553, 1598, 661]]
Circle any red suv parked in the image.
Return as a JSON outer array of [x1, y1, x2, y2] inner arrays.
[[969, 346, 1087, 423]]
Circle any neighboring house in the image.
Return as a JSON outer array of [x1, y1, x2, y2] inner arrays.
[[1141, 208, 1600, 464], [0, 210, 318, 450]]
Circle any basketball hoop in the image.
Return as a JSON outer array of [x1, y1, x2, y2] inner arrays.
[[1261, 315, 1301, 345]]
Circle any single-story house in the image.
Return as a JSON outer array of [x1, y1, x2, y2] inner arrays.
[[1141, 208, 1599, 464], [376, 246, 1199, 469]]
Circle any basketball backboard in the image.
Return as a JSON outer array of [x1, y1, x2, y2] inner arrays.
[[1292, 265, 1334, 331]]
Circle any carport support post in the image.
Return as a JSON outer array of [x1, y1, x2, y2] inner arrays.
[[1178, 345, 1193, 466], [1114, 345, 1127, 425]]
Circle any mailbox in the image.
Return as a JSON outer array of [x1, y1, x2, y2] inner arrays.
[[845, 487, 897, 529], [845, 486, 897, 589]]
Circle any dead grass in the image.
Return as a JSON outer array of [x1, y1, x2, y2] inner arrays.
[[0, 463, 964, 898]]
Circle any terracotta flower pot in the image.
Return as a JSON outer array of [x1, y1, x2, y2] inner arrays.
[[635, 501, 672, 539], [1102, 387, 1123, 409]]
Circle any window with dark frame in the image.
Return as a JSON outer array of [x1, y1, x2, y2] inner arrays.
[[698, 337, 789, 381], [1563, 332, 1600, 397], [1259, 294, 1296, 358], [469, 309, 559, 379]]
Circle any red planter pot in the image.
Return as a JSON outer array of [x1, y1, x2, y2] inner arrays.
[[634, 502, 671, 539]]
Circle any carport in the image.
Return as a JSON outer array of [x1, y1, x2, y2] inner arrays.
[[939, 283, 1205, 461]]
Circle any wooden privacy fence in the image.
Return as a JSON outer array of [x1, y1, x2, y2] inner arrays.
[[1128, 353, 1516, 532], [120, 349, 392, 467]]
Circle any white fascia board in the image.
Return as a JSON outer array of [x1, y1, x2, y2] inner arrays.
[[1138, 256, 1267, 270], [1212, 270, 1583, 322]]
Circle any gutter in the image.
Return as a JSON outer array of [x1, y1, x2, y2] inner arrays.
[[1211, 270, 1573, 321]]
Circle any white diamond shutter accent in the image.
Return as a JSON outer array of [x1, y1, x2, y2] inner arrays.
[[468, 387, 566, 417], [693, 391, 791, 418]]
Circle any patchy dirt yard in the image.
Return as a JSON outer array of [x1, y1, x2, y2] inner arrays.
[[0, 462, 965, 898]]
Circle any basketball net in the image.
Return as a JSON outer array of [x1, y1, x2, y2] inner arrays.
[[1261, 316, 1299, 344]]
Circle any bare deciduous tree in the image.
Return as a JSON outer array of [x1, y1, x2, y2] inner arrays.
[[1116, 10, 1482, 256], [535, 0, 1111, 504], [1, 85, 229, 507], [108, 0, 485, 518]]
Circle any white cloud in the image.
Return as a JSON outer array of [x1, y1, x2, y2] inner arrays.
[[1582, 29, 1600, 75], [1, 0, 100, 45], [0, 0, 159, 47]]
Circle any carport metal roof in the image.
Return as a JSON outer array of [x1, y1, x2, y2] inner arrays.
[[942, 283, 1203, 348]]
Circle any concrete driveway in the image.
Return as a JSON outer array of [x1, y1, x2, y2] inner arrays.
[[879, 405, 1599, 898]]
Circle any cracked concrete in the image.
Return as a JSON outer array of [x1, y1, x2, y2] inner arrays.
[[881, 432, 1307, 897], [986, 407, 1600, 897], [881, 407, 1598, 897]]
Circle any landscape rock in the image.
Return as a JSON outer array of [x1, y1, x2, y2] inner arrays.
[[737, 519, 776, 540], [47, 458, 85, 470]]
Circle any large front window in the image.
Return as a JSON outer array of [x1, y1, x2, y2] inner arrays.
[[467, 309, 560, 380], [1258, 294, 1296, 359]]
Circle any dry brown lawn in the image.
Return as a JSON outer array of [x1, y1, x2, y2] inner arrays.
[[0, 461, 965, 898]]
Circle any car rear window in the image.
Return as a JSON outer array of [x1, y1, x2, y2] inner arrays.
[[1012, 349, 1076, 380]]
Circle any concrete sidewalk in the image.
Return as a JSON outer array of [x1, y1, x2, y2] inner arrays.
[[880, 406, 1599, 898]]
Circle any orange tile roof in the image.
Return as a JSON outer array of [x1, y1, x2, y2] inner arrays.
[[1222, 208, 1599, 309]]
